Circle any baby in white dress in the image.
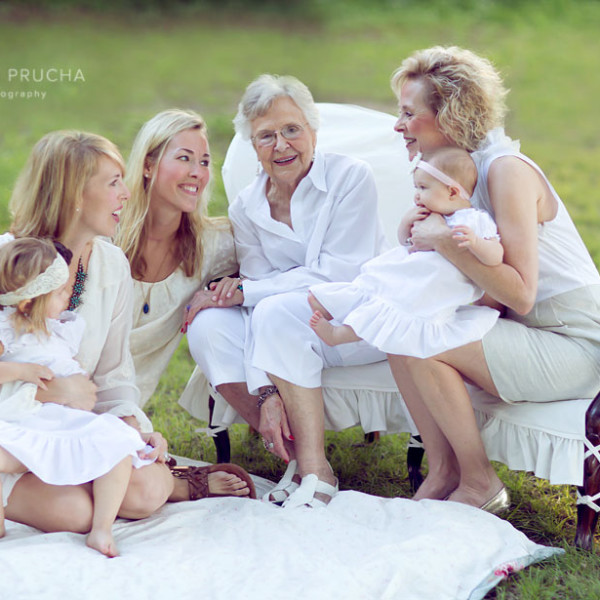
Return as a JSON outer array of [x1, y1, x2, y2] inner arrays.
[[0, 238, 152, 557], [308, 147, 504, 357]]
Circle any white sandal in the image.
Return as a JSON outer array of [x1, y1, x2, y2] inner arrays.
[[282, 473, 339, 509], [262, 459, 300, 504]]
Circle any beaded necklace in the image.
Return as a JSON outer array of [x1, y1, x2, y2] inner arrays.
[[67, 257, 87, 311]]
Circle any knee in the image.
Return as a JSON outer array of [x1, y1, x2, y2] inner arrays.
[[50, 493, 93, 534], [187, 309, 217, 351], [387, 354, 424, 379], [253, 293, 307, 336], [119, 465, 172, 519]]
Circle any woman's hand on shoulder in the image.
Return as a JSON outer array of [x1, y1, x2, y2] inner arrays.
[[35, 374, 97, 411]]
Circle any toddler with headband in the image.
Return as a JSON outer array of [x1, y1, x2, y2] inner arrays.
[[0, 237, 154, 557], [308, 146, 504, 357]]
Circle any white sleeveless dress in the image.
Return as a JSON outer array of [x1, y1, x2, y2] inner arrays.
[[472, 128, 600, 402], [309, 207, 500, 358]]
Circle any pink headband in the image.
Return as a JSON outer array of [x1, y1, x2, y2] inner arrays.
[[415, 158, 471, 201]]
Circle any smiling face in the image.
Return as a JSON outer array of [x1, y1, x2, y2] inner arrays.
[[147, 128, 210, 215], [250, 96, 317, 189], [78, 156, 130, 238], [394, 78, 451, 160]]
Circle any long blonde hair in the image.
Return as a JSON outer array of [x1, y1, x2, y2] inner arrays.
[[116, 109, 227, 279], [9, 131, 125, 239], [391, 46, 508, 152]]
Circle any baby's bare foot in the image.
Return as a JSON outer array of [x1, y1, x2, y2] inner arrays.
[[307, 293, 332, 320], [208, 472, 250, 497], [0, 519, 5, 538], [310, 311, 338, 346], [86, 529, 119, 558]]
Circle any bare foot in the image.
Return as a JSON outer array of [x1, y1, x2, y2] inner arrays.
[[86, 529, 119, 558], [309, 311, 338, 346], [208, 471, 250, 497], [0, 519, 5, 538], [307, 292, 332, 319]]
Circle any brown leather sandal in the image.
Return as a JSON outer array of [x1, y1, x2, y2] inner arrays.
[[171, 463, 257, 500]]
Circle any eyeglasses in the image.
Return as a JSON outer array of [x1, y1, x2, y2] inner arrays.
[[251, 122, 308, 148]]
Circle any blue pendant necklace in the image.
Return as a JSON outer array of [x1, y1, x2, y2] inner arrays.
[[141, 248, 171, 315]]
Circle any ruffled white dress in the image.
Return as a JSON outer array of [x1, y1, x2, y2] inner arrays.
[[309, 208, 501, 358], [0, 309, 149, 491]]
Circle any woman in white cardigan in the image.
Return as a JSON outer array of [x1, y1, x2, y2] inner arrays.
[[185, 75, 386, 507]]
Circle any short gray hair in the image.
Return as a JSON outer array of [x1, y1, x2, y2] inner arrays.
[[233, 74, 320, 140]]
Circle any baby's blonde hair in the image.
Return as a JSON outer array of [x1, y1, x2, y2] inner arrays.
[[0, 238, 62, 337], [391, 46, 508, 152]]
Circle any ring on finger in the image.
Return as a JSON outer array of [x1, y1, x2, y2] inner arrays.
[[262, 438, 274, 451]]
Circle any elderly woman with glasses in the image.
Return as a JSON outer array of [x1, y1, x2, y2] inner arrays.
[[184, 74, 386, 507]]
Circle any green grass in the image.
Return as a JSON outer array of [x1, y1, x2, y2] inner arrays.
[[2, 2, 600, 597]]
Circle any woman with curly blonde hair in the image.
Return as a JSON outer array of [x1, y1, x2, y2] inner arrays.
[[388, 46, 600, 512]]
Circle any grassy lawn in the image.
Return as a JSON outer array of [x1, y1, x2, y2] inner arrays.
[[2, 1, 600, 597]]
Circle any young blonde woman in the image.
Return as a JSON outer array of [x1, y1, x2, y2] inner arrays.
[[116, 109, 254, 497]]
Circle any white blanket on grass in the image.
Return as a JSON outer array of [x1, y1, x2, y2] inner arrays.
[[0, 464, 561, 600]]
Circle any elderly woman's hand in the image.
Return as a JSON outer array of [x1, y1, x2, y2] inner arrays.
[[208, 276, 244, 306], [259, 393, 293, 463], [409, 212, 450, 252], [182, 279, 245, 334], [35, 374, 97, 411]]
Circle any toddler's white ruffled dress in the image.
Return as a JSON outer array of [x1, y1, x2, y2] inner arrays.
[[0, 309, 150, 491], [310, 208, 501, 358]]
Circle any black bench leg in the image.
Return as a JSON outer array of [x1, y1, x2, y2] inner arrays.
[[364, 431, 381, 444], [575, 391, 600, 550], [208, 395, 231, 464], [407, 434, 425, 493]]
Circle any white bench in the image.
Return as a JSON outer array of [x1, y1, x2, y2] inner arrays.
[[181, 103, 600, 549]]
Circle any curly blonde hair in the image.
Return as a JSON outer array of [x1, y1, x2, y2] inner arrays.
[[116, 109, 229, 280], [391, 46, 508, 152]]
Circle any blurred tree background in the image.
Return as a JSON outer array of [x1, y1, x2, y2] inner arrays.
[[1, 0, 599, 262], [2, 4, 600, 595]]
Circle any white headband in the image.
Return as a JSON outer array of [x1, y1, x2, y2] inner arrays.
[[0, 254, 69, 306], [414, 157, 471, 201]]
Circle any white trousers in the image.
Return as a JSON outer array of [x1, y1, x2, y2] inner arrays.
[[250, 292, 385, 389], [187, 292, 385, 394], [187, 305, 271, 394]]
